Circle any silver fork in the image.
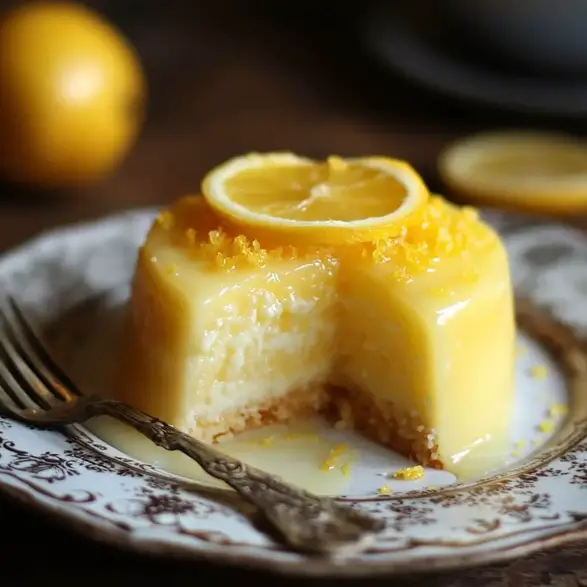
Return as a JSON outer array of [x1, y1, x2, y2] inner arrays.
[[0, 296, 384, 557]]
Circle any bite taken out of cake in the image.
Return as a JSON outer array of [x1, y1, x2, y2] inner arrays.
[[115, 153, 515, 477]]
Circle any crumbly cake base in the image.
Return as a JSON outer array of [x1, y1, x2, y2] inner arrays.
[[190, 384, 330, 443], [326, 386, 443, 469], [191, 383, 443, 468]]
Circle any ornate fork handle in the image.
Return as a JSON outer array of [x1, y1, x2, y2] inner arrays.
[[80, 397, 384, 557]]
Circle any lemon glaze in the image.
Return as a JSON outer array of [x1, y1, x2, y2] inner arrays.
[[115, 194, 515, 478]]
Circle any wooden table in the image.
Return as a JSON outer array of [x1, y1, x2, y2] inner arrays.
[[1, 2, 586, 585]]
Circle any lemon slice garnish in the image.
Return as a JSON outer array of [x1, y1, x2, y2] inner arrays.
[[201, 152, 429, 244], [439, 131, 587, 215]]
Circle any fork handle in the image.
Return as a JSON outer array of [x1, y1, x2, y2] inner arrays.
[[85, 398, 384, 557]]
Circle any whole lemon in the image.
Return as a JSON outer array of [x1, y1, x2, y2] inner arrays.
[[0, 1, 146, 189]]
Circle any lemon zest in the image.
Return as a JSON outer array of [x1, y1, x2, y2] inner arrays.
[[392, 465, 425, 481]]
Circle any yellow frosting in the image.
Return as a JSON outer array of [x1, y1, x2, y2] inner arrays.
[[117, 194, 515, 477]]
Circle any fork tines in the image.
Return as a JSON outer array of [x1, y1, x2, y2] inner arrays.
[[0, 297, 79, 415]]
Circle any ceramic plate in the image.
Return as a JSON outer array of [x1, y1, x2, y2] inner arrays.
[[0, 208, 586, 578]]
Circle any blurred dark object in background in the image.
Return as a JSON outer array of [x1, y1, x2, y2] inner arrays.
[[267, 0, 587, 80], [442, 0, 587, 79], [360, 1, 587, 118]]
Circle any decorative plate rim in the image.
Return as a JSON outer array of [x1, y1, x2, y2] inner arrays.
[[2, 473, 587, 578], [0, 207, 586, 578]]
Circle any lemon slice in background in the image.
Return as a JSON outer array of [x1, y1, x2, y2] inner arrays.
[[439, 131, 587, 216], [202, 153, 429, 244]]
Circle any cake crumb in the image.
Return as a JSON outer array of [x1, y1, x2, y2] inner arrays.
[[377, 484, 392, 495], [392, 465, 425, 481], [548, 403, 569, 417], [530, 364, 548, 380], [537, 420, 554, 434], [427, 484, 437, 491], [165, 263, 177, 276], [511, 450, 521, 459], [320, 444, 347, 472], [515, 440, 526, 449], [341, 463, 351, 477]]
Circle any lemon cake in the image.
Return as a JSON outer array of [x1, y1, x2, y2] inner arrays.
[[116, 154, 515, 475]]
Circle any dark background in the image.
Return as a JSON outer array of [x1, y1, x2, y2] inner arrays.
[[1, 1, 587, 585], [3, 0, 582, 252]]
